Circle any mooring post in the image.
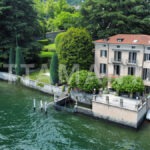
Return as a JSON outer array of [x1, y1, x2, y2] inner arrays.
[[44, 101, 47, 115], [33, 99, 36, 111], [40, 100, 43, 111]]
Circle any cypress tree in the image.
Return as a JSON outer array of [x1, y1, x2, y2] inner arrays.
[[9, 48, 15, 73], [50, 53, 59, 85], [15, 47, 21, 75]]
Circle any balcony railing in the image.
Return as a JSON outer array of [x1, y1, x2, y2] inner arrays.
[[126, 59, 137, 65], [111, 58, 122, 64]]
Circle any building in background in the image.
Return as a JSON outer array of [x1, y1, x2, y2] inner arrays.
[[94, 34, 150, 92]]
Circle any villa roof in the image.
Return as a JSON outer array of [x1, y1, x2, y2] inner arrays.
[[95, 34, 150, 45]]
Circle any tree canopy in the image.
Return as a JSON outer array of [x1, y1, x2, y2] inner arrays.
[[80, 0, 150, 39], [68, 70, 100, 93], [55, 27, 93, 83], [112, 75, 144, 97], [33, 0, 81, 34], [0, 0, 38, 48]]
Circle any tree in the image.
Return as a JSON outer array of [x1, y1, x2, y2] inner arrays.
[[0, 0, 38, 48], [80, 0, 150, 39], [50, 53, 59, 85], [51, 11, 81, 30], [15, 47, 21, 75], [100, 77, 108, 90], [55, 27, 93, 83], [69, 70, 100, 93], [0, 0, 40, 69], [9, 48, 15, 73], [112, 75, 144, 98]]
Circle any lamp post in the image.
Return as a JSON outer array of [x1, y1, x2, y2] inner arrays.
[[93, 88, 96, 101]]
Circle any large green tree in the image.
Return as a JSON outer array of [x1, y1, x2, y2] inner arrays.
[[55, 27, 93, 83], [34, 0, 78, 33], [112, 75, 144, 98], [81, 0, 150, 39], [0, 0, 38, 48], [0, 0, 40, 70]]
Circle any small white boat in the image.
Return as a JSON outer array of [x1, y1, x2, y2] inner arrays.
[[146, 109, 150, 120]]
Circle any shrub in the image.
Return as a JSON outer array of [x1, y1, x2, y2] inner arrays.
[[36, 82, 44, 87], [38, 39, 50, 45], [112, 75, 144, 98], [68, 70, 100, 93]]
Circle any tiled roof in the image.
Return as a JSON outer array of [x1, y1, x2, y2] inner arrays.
[[95, 34, 150, 45]]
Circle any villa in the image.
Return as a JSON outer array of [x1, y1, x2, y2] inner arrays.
[[94, 34, 150, 92]]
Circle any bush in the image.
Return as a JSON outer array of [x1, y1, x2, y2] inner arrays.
[[112, 75, 144, 98], [38, 39, 50, 45], [36, 82, 44, 87], [68, 70, 100, 93]]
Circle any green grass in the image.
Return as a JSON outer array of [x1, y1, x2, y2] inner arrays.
[[27, 69, 50, 84], [39, 51, 54, 58], [39, 43, 56, 58], [43, 43, 56, 51]]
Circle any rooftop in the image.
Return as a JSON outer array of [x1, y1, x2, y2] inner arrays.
[[95, 34, 150, 45]]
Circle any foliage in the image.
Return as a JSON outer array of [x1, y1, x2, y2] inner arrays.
[[50, 11, 81, 31], [80, 0, 150, 39], [68, 70, 100, 93], [42, 44, 56, 52], [55, 27, 93, 83], [36, 82, 44, 87], [33, 0, 80, 33], [112, 75, 144, 97], [28, 69, 50, 84], [100, 77, 108, 90], [0, 0, 39, 48], [38, 39, 51, 45], [0, 0, 40, 69], [15, 47, 22, 75], [50, 53, 59, 85], [39, 51, 54, 58]]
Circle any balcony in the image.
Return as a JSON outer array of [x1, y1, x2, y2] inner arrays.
[[126, 59, 137, 65], [111, 58, 122, 64], [144, 78, 150, 86]]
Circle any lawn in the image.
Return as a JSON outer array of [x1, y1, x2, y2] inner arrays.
[[27, 69, 50, 84], [39, 43, 56, 58], [43, 43, 56, 51]]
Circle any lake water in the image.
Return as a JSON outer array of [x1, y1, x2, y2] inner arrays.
[[0, 80, 150, 150]]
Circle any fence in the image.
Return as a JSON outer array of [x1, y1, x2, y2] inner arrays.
[[70, 90, 93, 105], [0, 72, 63, 95]]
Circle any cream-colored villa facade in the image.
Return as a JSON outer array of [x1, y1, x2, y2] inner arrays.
[[94, 34, 150, 92]]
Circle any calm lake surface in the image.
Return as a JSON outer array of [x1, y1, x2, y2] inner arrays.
[[0, 80, 150, 150]]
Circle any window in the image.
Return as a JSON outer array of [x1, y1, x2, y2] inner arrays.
[[128, 67, 135, 75], [117, 45, 120, 48], [114, 51, 121, 61], [103, 45, 106, 47], [129, 52, 137, 63], [147, 47, 150, 50], [114, 65, 120, 75], [143, 68, 150, 80], [144, 54, 150, 61], [100, 64, 106, 74], [117, 38, 124, 42], [100, 50, 107, 57]]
